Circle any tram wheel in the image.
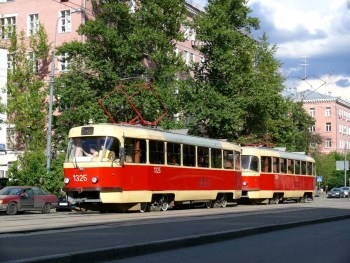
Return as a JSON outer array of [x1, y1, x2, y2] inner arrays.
[[204, 200, 214, 208], [160, 202, 169, 211], [216, 194, 227, 208], [140, 202, 150, 212]]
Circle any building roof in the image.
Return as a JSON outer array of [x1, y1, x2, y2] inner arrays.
[[297, 89, 335, 101], [297, 89, 350, 108]]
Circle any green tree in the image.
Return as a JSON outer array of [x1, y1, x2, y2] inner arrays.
[[5, 25, 62, 193], [183, 0, 314, 152], [314, 151, 346, 188], [53, 0, 189, 144]]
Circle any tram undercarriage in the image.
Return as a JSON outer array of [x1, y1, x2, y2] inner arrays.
[[65, 190, 236, 213], [239, 191, 314, 205]]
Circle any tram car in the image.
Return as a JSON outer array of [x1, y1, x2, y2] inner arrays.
[[63, 124, 242, 212], [240, 146, 316, 204]]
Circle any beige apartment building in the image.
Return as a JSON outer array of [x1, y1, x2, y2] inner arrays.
[[0, 0, 203, 177], [298, 89, 350, 154]]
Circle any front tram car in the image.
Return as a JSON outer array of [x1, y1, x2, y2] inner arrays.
[[240, 147, 316, 204], [63, 124, 242, 212]]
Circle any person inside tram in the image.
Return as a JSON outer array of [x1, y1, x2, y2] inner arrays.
[[99, 141, 115, 161], [83, 145, 99, 160], [170, 155, 179, 166], [199, 157, 207, 167], [74, 138, 84, 157]]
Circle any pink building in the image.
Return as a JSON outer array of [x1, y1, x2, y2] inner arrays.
[[300, 89, 350, 154]]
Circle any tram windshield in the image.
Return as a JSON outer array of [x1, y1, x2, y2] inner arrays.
[[65, 136, 120, 163], [241, 155, 259, 172]]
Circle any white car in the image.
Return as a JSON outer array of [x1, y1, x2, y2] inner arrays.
[[340, 187, 350, 198]]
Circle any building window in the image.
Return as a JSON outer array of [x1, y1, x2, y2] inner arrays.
[[27, 52, 39, 73], [28, 14, 39, 36], [59, 10, 72, 33], [309, 125, 315, 132], [128, 0, 136, 14], [325, 139, 331, 148], [325, 122, 331, 132], [190, 53, 195, 64], [58, 52, 70, 71], [309, 108, 315, 117], [325, 107, 331, 117], [1, 16, 16, 39], [182, 50, 189, 65]]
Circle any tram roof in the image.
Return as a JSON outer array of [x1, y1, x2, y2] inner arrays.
[[69, 124, 240, 150], [241, 146, 315, 162]]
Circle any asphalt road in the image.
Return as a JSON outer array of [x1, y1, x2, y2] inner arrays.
[[115, 218, 350, 263], [1, 194, 349, 263]]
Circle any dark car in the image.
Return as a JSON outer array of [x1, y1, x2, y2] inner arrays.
[[56, 196, 74, 212], [0, 186, 58, 215], [327, 188, 345, 198]]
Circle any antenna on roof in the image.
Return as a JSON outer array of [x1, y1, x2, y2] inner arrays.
[[299, 56, 309, 80]]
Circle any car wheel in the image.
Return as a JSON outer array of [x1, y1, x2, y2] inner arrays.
[[6, 202, 18, 215], [42, 203, 52, 214]]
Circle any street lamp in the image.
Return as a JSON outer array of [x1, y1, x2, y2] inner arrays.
[[46, 9, 83, 173]]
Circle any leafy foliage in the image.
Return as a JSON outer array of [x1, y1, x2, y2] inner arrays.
[[184, 0, 314, 152], [53, 0, 189, 145], [315, 151, 349, 188], [4, 25, 62, 194]]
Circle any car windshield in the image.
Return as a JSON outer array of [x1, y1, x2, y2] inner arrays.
[[332, 188, 340, 192], [0, 187, 23, 195]]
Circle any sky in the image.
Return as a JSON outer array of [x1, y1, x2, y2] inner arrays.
[[189, 0, 350, 102]]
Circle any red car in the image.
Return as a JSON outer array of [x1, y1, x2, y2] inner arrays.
[[0, 186, 58, 215]]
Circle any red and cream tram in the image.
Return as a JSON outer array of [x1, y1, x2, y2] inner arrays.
[[240, 146, 316, 204], [63, 124, 242, 212]]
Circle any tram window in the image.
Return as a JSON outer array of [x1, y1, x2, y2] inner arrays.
[[295, 160, 301, 175], [197, 146, 209, 167], [224, 150, 233, 169], [273, 157, 279, 173], [307, 162, 313, 175], [183, 144, 195, 166], [287, 159, 294, 174], [124, 138, 146, 163], [301, 161, 307, 175], [234, 151, 240, 170], [280, 158, 287, 173], [261, 156, 271, 173], [167, 142, 181, 165], [211, 148, 222, 168], [149, 140, 164, 164]]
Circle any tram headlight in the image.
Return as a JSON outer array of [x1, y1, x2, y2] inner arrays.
[[91, 176, 98, 184], [243, 181, 247, 186], [64, 178, 70, 184]]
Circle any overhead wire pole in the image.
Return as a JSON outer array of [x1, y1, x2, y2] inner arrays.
[[46, 9, 83, 174]]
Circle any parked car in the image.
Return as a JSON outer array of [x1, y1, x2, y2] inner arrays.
[[327, 188, 345, 198], [56, 196, 74, 212], [0, 186, 58, 215], [340, 187, 350, 198]]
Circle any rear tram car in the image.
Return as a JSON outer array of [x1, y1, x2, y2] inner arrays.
[[240, 146, 316, 204], [63, 124, 242, 212]]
